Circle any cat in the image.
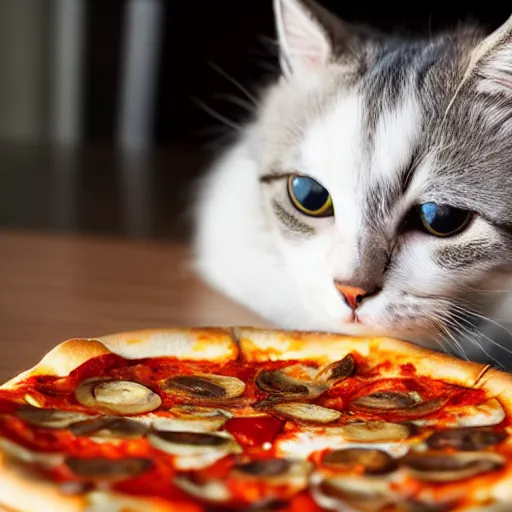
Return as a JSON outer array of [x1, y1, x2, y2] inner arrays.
[[194, 0, 512, 365]]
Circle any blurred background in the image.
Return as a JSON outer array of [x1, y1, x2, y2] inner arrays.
[[0, 0, 509, 243]]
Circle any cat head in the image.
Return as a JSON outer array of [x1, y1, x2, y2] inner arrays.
[[253, 0, 512, 348]]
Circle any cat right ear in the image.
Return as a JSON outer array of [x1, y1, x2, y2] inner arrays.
[[273, 0, 337, 79]]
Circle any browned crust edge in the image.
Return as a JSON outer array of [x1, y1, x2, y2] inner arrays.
[[1, 339, 112, 390], [1, 327, 512, 510], [0, 451, 84, 512], [1, 327, 240, 390], [2, 327, 506, 395], [477, 368, 512, 417], [0, 450, 185, 512], [236, 327, 491, 389]]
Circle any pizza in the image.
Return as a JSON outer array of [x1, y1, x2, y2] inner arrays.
[[0, 327, 511, 512]]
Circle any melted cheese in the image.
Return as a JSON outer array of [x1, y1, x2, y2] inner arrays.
[[275, 430, 410, 459]]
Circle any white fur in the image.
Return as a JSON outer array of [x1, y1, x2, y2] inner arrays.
[[194, 0, 512, 359]]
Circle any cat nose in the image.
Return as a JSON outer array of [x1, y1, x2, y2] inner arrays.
[[334, 281, 379, 310]]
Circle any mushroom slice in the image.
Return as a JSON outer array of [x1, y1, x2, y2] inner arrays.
[[352, 392, 418, 410], [322, 448, 397, 475], [426, 426, 507, 451], [271, 402, 341, 424], [234, 457, 312, 482], [232, 458, 312, 500], [255, 369, 327, 400], [352, 393, 447, 419], [69, 416, 148, 440], [75, 379, 162, 415], [234, 458, 292, 478], [316, 354, 356, 384], [65, 456, 153, 481], [341, 422, 412, 443], [163, 374, 245, 401], [147, 430, 241, 457], [419, 398, 505, 428], [173, 476, 231, 503], [401, 451, 505, 482], [310, 473, 395, 512], [151, 406, 231, 432], [15, 405, 97, 429]]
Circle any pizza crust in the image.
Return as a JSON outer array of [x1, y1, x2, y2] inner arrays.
[[98, 328, 239, 362], [2, 327, 512, 510], [237, 327, 488, 389], [1, 328, 239, 391], [0, 453, 200, 512], [0, 451, 85, 512], [477, 368, 512, 419], [1, 339, 112, 389]]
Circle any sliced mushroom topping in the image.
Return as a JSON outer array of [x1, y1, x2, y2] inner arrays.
[[65, 456, 153, 481], [352, 392, 418, 410], [75, 379, 162, 415], [256, 370, 311, 396], [419, 398, 505, 428], [232, 458, 312, 497], [316, 354, 356, 384], [401, 451, 505, 482], [173, 476, 231, 503], [322, 448, 397, 475], [271, 402, 341, 424], [248, 499, 288, 512], [163, 374, 245, 401], [399, 501, 454, 512], [426, 427, 507, 451], [151, 406, 231, 432], [147, 430, 241, 457], [16, 405, 96, 429], [310, 473, 394, 512], [351, 392, 447, 419], [341, 422, 411, 443], [235, 458, 291, 477], [69, 416, 148, 439]]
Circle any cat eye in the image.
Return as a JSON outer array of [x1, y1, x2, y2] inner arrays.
[[287, 175, 334, 217], [416, 202, 473, 237]]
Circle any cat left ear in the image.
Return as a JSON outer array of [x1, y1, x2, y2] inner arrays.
[[467, 15, 512, 95], [273, 0, 335, 78]]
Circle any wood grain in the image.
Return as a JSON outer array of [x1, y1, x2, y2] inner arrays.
[[0, 230, 267, 384]]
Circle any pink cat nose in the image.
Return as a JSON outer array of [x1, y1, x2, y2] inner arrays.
[[334, 282, 376, 310]]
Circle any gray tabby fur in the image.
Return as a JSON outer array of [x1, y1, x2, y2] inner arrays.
[[194, 0, 512, 367]]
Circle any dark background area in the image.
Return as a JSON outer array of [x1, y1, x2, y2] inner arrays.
[[1, 1, 510, 241], [85, 1, 510, 146]]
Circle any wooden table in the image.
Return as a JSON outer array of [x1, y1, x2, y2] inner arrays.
[[0, 230, 267, 384]]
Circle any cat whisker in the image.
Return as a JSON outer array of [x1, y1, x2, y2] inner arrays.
[[447, 308, 512, 358], [212, 94, 256, 114], [192, 97, 243, 133], [208, 62, 259, 106], [445, 318, 504, 368], [429, 319, 454, 354], [435, 319, 469, 360], [451, 303, 512, 341]]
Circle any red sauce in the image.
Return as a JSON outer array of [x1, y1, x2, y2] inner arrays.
[[0, 352, 502, 510], [225, 416, 284, 449]]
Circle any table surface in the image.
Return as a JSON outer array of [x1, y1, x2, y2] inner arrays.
[[0, 229, 267, 384]]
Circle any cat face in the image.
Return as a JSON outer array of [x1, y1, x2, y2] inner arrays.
[[254, 0, 512, 347]]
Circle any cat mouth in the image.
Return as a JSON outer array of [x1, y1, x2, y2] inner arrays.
[[353, 312, 362, 324]]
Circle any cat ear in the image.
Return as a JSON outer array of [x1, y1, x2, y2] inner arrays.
[[273, 0, 338, 78], [467, 15, 512, 95]]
